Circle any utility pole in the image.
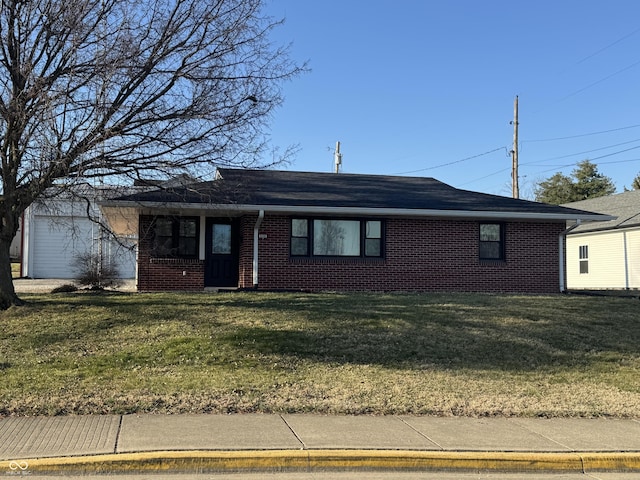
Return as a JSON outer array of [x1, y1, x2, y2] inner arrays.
[[511, 95, 519, 199]]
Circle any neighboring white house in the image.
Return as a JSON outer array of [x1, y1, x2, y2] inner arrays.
[[563, 190, 640, 291], [21, 185, 138, 279]]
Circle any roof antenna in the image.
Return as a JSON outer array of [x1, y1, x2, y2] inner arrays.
[[334, 141, 342, 173]]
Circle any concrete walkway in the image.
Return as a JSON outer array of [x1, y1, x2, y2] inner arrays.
[[1, 415, 640, 476]]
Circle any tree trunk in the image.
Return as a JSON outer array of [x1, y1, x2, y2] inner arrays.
[[0, 237, 23, 309]]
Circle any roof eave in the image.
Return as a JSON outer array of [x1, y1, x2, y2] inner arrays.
[[100, 200, 614, 222], [568, 221, 640, 234]]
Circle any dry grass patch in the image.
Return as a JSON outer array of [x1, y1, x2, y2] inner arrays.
[[0, 291, 639, 417]]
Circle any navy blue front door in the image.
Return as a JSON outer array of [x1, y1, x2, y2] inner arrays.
[[204, 218, 239, 287]]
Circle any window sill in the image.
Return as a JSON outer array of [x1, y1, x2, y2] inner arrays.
[[479, 259, 506, 266], [150, 257, 203, 265], [290, 257, 386, 265]]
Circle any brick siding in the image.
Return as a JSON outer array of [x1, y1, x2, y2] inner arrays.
[[137, 215, 204, 291], [138, 214, 564, 294], [237, 214, 563, 294]]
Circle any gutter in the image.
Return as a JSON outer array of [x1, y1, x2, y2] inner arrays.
[[100, 200, 614, 223], [252, 210, 264, 288], [559, 220, 582, 293]]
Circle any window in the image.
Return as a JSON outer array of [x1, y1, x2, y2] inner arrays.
[[479, 223, 505, 260], [291, 218, 309, 256], [313, 219, 360, 256], [211, 224, 232, 254], [153, 216, 198, 258], [291, 218, 383, 258], [579, 245, 589, 274], [365, 220, 382, 256]]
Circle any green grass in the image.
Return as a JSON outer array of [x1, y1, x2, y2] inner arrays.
[[1, 291, 639, 417]]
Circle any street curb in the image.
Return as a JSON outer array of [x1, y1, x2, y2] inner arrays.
[[3, 450, 640, 475]]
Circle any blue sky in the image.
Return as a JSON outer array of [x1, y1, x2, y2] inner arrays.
[[263, 1, 640, 198]]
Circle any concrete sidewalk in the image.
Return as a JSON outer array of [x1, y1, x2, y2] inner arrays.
[[1, 415, 640, 475]]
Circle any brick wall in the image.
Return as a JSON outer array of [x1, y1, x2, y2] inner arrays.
[[238, 214, 564, 294], [138, 213, 564, 294], [137, 215, 204, 291]]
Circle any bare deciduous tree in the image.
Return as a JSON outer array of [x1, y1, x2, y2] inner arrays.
[[0, 0, 304, 308]]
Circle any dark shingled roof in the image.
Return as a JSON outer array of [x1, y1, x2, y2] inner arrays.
[[113, 168, 608, 219]]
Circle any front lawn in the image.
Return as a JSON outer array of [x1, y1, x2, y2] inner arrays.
[[1, 291, 639, 417]]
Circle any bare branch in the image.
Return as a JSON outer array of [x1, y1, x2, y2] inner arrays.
[[0, 0, 306, 307]]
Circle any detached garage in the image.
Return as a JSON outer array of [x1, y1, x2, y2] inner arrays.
[[21, 186, 137, 280]]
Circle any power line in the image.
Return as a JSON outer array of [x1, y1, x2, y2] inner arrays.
[[392, 147, 506, 175], [524, 156, 640, 178], [522, 147, 640, 179], [577, 144, 640, 162], [462, 144, 640, 188], [529, 27, 640, 116], [522, 137, 640, 166], [556, 58, 640, 103], [523, 124, 640, 143], [456, 167, 511, 187], [576, 26, 640, 65]]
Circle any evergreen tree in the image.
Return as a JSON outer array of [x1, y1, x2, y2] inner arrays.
[[534, 172, 576, 204], [534, 160, 616, 204]]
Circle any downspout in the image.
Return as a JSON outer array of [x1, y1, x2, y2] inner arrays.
[[559, 220, 581, 293], [623, 231, 630, 290], [252, 210, 264, 289]]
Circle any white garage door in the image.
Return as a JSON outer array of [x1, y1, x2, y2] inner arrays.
[[32, 216, 136, 279]]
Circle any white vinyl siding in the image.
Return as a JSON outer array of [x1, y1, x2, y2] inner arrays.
[[566, 228, 640, 290]]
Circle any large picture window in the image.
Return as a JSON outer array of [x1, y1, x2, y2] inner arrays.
[[479, 223, 505, 260], [313, 219, 360, 256], [291, 218, 383, 258], [153, 216, 198, 258]]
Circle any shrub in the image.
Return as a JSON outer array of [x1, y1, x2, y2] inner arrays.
[[51, 284, 78, 294], [73, 252, 121, 289]]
